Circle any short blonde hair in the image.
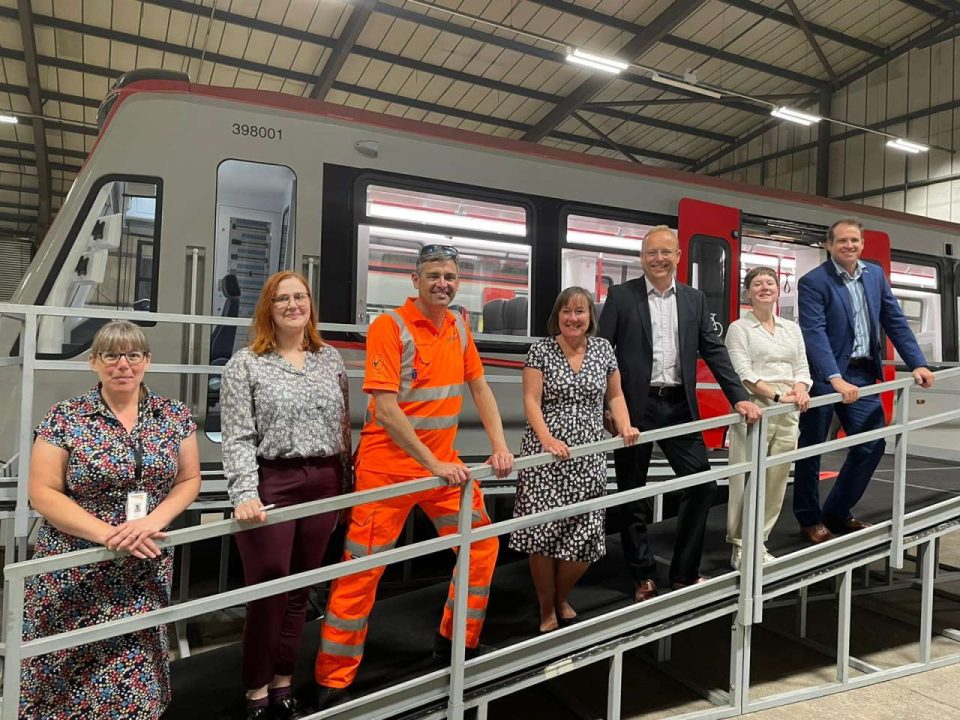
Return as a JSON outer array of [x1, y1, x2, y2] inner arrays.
[[89, 320, 151, 358]]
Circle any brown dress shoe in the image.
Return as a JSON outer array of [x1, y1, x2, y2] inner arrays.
[[827, 517, 872, 534], [800, 523, 835, 544], [634, 579, 657, 602], [670, 576, 708, 590]]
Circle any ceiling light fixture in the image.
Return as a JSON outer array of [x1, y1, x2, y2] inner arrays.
[[0, 114, 18, 124], [566, 49, 629, 74], [770, 107, 821, 126], [650, 72, 722, 99], [886, 138, 929, 153]]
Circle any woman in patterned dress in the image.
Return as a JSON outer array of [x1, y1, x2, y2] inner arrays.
[[23, 320, 201, 719], [510, 287, 639, 633], [221, 271, 353, 720]]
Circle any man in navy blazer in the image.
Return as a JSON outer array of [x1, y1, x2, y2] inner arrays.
[[794, 218, 934, 544]]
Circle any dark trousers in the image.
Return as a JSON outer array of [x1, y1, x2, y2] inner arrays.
[[792, 365, 886, 528], [613, 393, 715, 585], [234, 455, 342, 689]]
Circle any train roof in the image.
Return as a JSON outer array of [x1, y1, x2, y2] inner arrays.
[[103, 77, 960, 236]]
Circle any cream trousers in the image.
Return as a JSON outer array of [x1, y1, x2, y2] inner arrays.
[[727, 383, 799, 545]]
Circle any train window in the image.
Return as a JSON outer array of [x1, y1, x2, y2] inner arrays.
[[357, 185, 531, 335], [687, 235, 731, 335], [561, 214, 650, 310], [890, 260, 941, 362], [739, 239, 823, 323], [36, 178, 162, 357], [206, 160, 297, 439]]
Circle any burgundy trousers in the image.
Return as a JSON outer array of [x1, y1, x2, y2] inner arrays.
[[234, 455, 342, 689]]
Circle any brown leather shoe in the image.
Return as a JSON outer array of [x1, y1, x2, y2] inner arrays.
[[670, 576, 708, 590], [634, 579, 657, 602], [827, 517, 873, 535], [800, 523, 835, 544]]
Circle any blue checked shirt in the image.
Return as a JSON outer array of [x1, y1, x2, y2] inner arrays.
[[831, 259, 871, 367]]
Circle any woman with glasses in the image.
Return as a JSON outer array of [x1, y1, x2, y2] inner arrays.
[[22, 320, 201, 719], [510, 287, 639, 633], [725, 266, 812, 570], [221, 271, 353, 720]]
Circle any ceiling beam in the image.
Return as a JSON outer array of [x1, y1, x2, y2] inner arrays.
[[309, 1, 374, 101], [571, 112, 640, 164], [125, 1, 737, 143], [16, 0, 50, 248], [782, 0, 838, 84], [898, 0, 958, 15], [690, 14, 960, 172], [525, 0, 822, 87], [583, 93, 817, 109], [718, 0, 886, 55], [521, 0, 708, 143]]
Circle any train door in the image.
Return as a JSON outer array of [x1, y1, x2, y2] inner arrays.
[[860, 230, 895, 421], [204, 160, 297, 438], [677, 198, 739, 448]]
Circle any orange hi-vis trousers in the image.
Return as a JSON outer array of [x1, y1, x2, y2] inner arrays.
[[315, 468, 499, 689]]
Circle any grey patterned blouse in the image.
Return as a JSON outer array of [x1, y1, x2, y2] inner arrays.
[[220, 345, 353, 506]]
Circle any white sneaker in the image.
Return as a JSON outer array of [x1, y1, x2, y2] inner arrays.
[[730, 546, 742, 570], [762, 547, 776, 564]]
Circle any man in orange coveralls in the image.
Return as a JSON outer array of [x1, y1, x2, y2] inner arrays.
[[315, 244, 515, 709]]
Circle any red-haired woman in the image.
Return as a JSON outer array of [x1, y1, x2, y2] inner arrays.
[[221, 271, 353, 720]]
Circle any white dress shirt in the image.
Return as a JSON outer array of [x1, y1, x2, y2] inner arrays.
[[646, 276, 681, 387], [725, 311, 812, 389]]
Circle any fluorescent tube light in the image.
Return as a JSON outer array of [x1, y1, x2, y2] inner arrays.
[[770, 107, 821, 126], [886, 138, 929, 153], [650, 72, 722, 99], [0, 114, 18, 124], [367, 204, 527, 236], [566, 49, 629, 74]]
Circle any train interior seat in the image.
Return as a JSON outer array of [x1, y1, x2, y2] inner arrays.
[[207, 274, 242, 434], [482, 298, 507, 334], [503, 296, 528, 335]]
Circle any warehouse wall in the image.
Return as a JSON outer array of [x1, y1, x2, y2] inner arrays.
[[704, 37, 960, 224]]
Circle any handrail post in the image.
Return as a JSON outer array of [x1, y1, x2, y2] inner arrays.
[[751, 415, 769, 624], [891, 384, 910, 569], [2, 573, 25, 719], [14, 310, 36, 547], [447, 479, 474, 720], [737, 416, 763, 627]]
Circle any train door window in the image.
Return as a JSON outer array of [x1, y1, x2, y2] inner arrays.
[[357, 184, 531, 335], [687, 236, 731, 334], [36, 178, 162, 357], [739, 238, 823, 323], [561, 214, 654, 315], [890, 260, 941, 362]]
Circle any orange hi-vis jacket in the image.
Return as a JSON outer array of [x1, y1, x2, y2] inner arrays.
[[359, 297, 484, 476]]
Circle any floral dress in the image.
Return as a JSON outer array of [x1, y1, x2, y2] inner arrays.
[[20, 385, 196, 720], [509, 337, 617, 562]]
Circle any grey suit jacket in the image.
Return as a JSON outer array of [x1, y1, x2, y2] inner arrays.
[[598, 277, 748, 422]]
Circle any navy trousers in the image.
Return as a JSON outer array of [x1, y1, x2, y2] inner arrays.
[[792, 365, 886, 528]]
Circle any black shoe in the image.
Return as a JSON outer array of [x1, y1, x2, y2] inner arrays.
[[270, 694, 305, 720], [315, 685, 350, 711], [245, 704, 270, 720], [432, 632, 491, 662]]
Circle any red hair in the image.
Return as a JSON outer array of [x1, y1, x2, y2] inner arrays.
[[249, 271, 323, 355]]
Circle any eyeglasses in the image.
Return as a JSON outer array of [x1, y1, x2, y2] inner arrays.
[[418, 244, 459, 261], [99, 351, 147, 366], [642, 248, 677, 259], [271, 292, 311, 306]]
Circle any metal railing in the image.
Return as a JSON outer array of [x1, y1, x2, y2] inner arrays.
[[3, 304, 960, 719]]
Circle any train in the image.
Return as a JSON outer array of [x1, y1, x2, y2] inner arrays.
[[1, 68, 957, 469]]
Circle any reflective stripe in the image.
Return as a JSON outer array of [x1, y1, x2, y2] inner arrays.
[[433, 510, 484, 530], [325, 613, 368, 633], [344, 537, 397, 558], [399, 384, 463, 403], [443, 600, 487, 620], [451, 311, 467, 353], [321, 637, 365, 657], [467, 585, 490, 598], [385, 309, 417, 395], [408, 414, 459, 430]]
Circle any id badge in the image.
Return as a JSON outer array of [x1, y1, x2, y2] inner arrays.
[[127, 492, 148, 520]]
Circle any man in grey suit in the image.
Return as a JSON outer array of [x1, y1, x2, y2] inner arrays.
[[599, 226, 761, 601]]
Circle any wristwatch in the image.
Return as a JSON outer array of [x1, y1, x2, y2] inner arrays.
[[773, 392, 781, 402]]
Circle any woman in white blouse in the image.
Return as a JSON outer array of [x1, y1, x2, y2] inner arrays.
[[725, 266, 811, 570]]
